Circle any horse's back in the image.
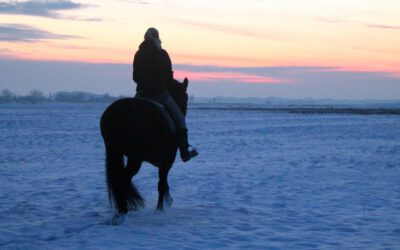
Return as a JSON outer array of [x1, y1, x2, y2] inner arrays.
[[101, 97, 171, 135], [100, 98, 176, 154]]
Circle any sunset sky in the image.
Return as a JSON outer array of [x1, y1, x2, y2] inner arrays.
[[0, 0, 399, 99]]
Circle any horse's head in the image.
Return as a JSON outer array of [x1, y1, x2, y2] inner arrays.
[[168, 77, 189, 116]]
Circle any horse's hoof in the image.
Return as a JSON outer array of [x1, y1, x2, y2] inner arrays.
[[156, 204, 164, 211], [165, 195, 173, 207], [111, 212, 126, 225]]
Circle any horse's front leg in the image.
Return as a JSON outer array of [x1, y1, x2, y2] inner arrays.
[[157, 167, 173, 211]]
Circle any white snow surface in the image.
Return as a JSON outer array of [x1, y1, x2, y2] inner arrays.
[[0, 103, 399, 249]]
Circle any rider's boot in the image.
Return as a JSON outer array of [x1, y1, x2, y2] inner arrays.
[[177, 129, 198, 162]]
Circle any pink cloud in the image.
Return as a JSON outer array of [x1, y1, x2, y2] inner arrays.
[[314, 16, 400, 30], [364, 23, 400, 30], [388, 72, 400, 78], [174, 70, 290, 84], [325, 66, 400, 76]]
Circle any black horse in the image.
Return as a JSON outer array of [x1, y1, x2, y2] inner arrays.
[[100, 78, 189, 224]]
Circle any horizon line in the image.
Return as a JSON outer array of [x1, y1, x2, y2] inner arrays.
[[1, 88, 399, 102]]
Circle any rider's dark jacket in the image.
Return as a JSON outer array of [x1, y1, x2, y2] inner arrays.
[[133, 40, 173, 98]]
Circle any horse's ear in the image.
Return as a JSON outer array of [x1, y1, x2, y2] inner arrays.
[[183, 77, 188, 89]]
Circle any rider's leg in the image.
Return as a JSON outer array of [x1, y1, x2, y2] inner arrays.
[[160, 93, 198, 162]]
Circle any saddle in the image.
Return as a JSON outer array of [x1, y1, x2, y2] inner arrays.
[[134, 97, 176, 132]]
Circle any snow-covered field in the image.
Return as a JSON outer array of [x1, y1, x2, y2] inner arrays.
[[1, 103, 399, 249]]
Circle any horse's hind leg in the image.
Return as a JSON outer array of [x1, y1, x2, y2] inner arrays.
[[124, 157, 145, 211], [157, 166, 173, 211], [126, 157, 142, 179]]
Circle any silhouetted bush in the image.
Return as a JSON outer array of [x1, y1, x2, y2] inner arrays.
[[0, 89, 120, 103]]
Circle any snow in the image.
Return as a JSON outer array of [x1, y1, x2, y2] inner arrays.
[[0, 103, 399, 249]]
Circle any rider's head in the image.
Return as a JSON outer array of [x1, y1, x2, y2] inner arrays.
[[144, 27, 161, 49]]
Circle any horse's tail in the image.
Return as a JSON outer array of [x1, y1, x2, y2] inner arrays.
[[105, 146, 144, 213]]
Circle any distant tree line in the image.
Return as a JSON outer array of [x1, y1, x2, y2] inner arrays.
[[0, 89, 121, 104]]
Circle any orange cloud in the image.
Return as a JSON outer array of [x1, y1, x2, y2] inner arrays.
[[174, 70, 290, 84], [167, 18, 287, 41]]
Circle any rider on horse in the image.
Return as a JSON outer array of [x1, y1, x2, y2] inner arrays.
[[132, 27, 198, 162]]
